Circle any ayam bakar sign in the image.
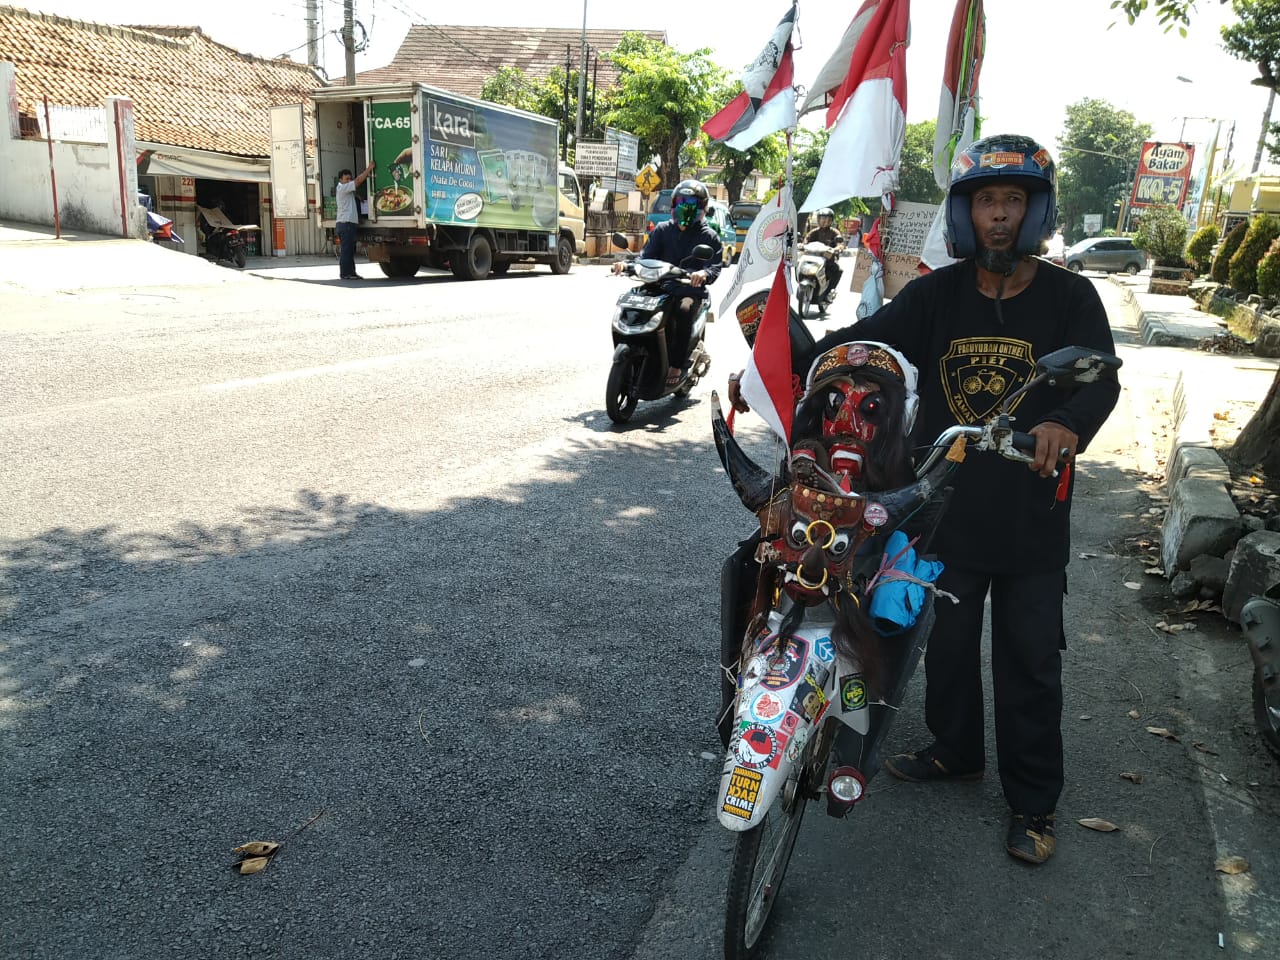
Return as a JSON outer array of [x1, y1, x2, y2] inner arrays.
[[1129, 140, 1196, 209]]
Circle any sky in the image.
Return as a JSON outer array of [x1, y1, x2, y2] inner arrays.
[[21, 0, 1276, 172]]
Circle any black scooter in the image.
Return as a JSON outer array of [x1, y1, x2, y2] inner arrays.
[[1241, 586, 1280, 759], [606, 232, 714, 424]]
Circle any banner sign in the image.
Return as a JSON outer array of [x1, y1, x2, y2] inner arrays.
[[1129, 140, 1195, 209]]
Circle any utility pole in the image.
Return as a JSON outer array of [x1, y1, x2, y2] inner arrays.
[[306, 0, 320, 69], [1252, 86, 1275, 174], [575, 0, 587, 149], [343, 0, 356, 85]]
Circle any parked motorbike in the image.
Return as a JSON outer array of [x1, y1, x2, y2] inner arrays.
[[605, 232, 714, 424], [794, 240, 838, 317], [197, 205, 257, 269], [711, 342, 1122, 959], [145, 210, 184, 246], [1240, 587, 1280, 759]]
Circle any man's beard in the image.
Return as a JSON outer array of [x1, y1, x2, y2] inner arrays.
[[974, 240, 1019, 275]]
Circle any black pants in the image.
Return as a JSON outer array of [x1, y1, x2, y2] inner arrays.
[[665, 294, 699, 370], [823, 258, 842, 294], [924, 563, 1067, 815]]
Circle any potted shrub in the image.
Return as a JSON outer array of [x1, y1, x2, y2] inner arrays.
[[1133, 205, 1191, 291]]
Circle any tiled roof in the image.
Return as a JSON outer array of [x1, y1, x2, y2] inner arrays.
[[353, 25, 668, 98], [0, 5, 323, 157]]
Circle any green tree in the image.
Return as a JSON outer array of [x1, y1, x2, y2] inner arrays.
[[1221, 0, 1280, 160], [1055, 98, 1151, 244], [1114, 0, 1230, 33], [602, 34, 727, 189], [898, 120, 945, 205]]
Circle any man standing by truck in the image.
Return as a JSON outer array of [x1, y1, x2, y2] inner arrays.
[[336, 162, 375, 280]]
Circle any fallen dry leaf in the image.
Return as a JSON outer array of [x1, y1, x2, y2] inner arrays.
[[1123, 581, 1142, 591], [1146, 726, 1180, 742], [1127, 709, 1141, 720], [1144, 568, 1165, 576], [1213, 410, 1230, 421], [1215, 855, 1250, 875], [233, 841, 280, 857], [1193, 742, 1220, 756], [1120, 772, 1144, 784], [1078, 817, 1120, 832], [1079, 552, 1099, 559], [236, 856, 271, 875]]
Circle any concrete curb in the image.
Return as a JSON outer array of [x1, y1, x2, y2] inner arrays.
[[1136, 286, 1280, 617]]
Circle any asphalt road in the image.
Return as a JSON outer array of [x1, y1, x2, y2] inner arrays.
[[1, 241, 1276, 959]]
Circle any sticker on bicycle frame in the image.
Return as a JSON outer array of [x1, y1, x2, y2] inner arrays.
[[840, 674, 868, 712], [748, 690, 787, 724], [790, 672, 828, 722], [734, 723, 782, 770], [814, 637, 835, 663], [785, 727, 810, 762], [722, 766, 764, 820], [755, 636, 808, 691]]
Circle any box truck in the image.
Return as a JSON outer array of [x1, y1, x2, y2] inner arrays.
[[307, 83, 584, 279]]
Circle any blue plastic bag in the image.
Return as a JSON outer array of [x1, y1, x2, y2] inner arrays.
[[868, 530, 944, 635]]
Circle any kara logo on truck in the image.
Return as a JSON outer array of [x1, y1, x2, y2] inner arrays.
[[429, 99, 475, 148]]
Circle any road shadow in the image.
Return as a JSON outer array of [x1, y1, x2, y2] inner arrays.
[[0, 433, 741, 960]]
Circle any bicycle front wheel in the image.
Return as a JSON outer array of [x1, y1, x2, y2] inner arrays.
[[722, 772, 808, 960]]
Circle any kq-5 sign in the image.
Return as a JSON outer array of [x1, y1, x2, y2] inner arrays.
[[1129, 140, 1195, 209]]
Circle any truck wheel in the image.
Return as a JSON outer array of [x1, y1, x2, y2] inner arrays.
[[457, 234, 492, 280], [551, 236, 574, 274], [379, 258, 419, 278]]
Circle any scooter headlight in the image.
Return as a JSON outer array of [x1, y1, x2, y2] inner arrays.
[[632, 261, 668, 283], [799, 262, 822, 278], [613, 311, 663, 335]]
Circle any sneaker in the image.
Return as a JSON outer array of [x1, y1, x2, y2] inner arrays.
[[1006, 812, 1056, 865], [883, 744, 983, 782]]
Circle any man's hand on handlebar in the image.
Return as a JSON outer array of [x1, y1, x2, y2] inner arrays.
[[728, 369, 749, 413], [1028, 421, 1078, 478], [689, 269, 709, 287], [611, 261, 627, 275]]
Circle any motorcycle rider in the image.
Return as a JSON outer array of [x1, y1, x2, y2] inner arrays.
[[730, 135, 1120, 865], [804, 207, 845, 301], [614, 179, 723, 386]]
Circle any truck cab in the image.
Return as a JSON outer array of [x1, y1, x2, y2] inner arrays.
[[558, 164, 586, 256]]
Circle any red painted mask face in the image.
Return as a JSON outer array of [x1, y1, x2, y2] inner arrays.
[[815, 377, 889, 482]]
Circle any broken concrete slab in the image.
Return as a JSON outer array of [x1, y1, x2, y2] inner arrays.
[[1223, 531, 1280, 623], [1161, 478, 1243, 574]]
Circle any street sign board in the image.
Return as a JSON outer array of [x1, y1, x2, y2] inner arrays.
[[1083, 213, 1102, 233], [1129, 140, 1196, 209], [635, 165, 660, 193], [575, 142, 619, 178]]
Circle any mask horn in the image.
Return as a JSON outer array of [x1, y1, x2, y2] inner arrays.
[[711, 392, 778, 513], [875, 456, 963, 526]]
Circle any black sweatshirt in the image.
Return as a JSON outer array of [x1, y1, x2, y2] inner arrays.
[[809, 260, 1121, 574]]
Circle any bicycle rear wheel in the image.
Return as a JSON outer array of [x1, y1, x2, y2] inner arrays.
[[722, 770, 808, 960]]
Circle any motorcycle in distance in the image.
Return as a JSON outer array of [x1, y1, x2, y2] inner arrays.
[[196, 204, 258, 269], [794, 240, 839, 318], [605, 231, 714, 425], [711, 340, 1123, 960], [1240, 584, 1280, 759]]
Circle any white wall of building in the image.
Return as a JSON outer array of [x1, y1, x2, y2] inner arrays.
[[0, 62, 146, 238]]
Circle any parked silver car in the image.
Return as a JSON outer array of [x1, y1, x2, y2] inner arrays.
[[1064, 236, 1147, 275]]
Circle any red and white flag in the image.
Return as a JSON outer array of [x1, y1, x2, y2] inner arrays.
[[702, 3, 798, 151], [921, 0, 985, 269], [739, 260, 794, 445], [799, 0, 910, 211]]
